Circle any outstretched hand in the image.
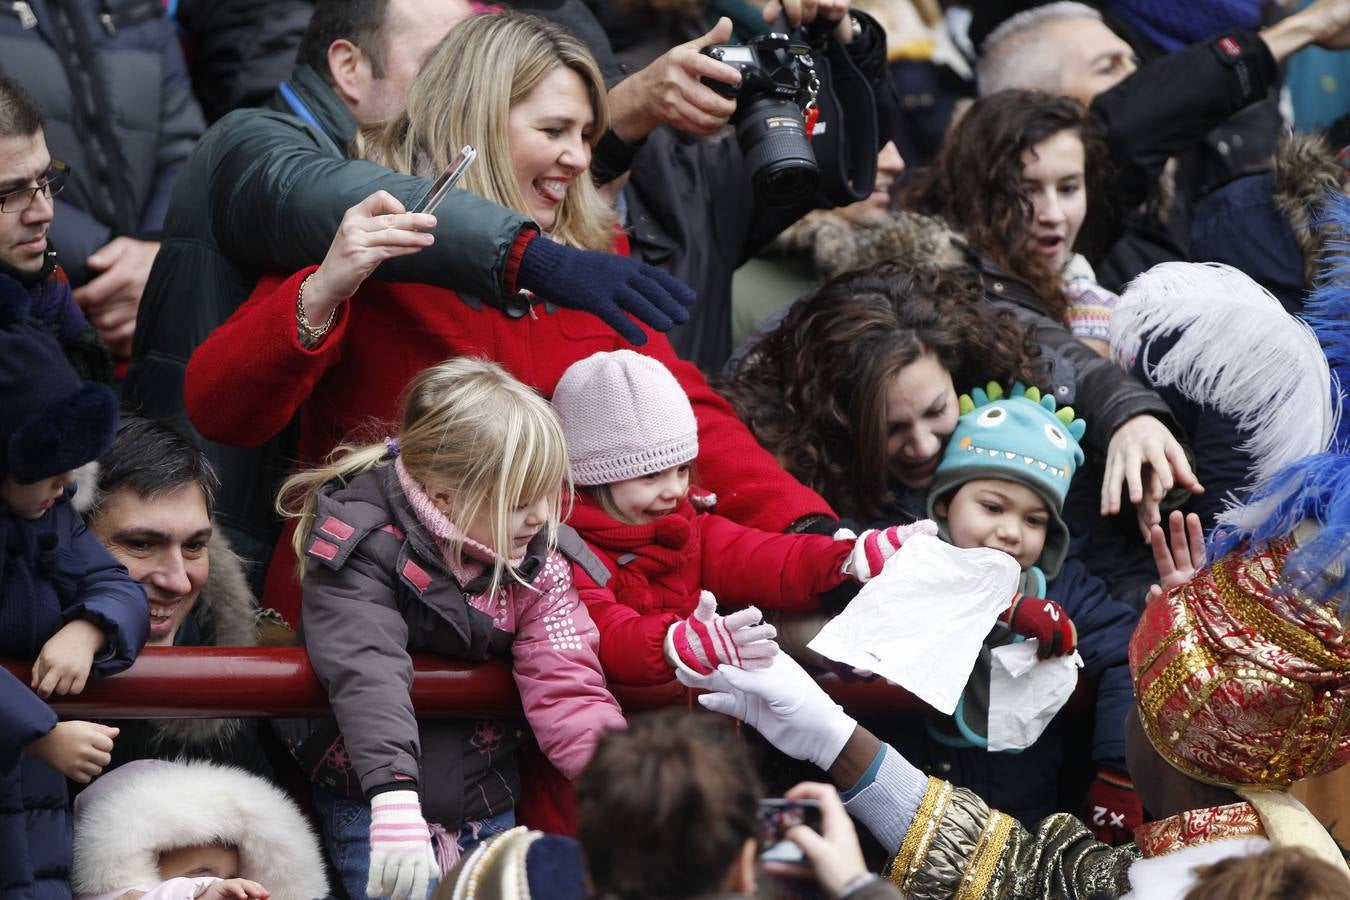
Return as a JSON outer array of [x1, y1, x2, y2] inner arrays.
[[1100, 414, 1202, 535], [665, 591, 777, 675], [1146, 511, 1205, 603], [680, 652, 856, 770]]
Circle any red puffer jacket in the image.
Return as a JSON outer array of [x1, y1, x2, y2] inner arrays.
[[568, 491, 853, 686]]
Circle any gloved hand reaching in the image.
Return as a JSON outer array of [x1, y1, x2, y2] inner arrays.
[[516, 236, 697, 346], [665, 591, 777, 676], [679, 652, 856, 771], [367, 790, 438, 900], [1084, 770, 1144, 846], [1001, 593, 1077, 658], [844, 520, 939, 582]]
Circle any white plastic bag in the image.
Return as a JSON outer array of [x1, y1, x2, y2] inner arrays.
[[986, 641, 1082, 751], [807, 534, 1019, 714]]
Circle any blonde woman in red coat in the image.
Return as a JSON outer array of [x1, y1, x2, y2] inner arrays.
[[183, 12, 833, 626]]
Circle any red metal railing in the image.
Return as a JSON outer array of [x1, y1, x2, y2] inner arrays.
[[1, 647, 978, 719]]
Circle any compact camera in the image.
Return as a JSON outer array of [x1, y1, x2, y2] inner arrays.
[[701, 34, 820, 206]]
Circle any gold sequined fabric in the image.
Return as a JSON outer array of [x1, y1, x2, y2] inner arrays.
[[887, 778, 1138, 899], [1129, 540, 1350, 789]]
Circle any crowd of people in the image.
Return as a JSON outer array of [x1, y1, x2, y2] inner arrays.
[[1, 0, 1349, 897]]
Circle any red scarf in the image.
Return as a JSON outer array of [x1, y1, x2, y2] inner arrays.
[[568, 491, 702, 615]]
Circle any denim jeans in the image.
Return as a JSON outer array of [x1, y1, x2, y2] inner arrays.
[[312, 785, 516, 900]]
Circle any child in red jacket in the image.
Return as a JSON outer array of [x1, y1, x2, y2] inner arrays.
[[552, 350, 932, 686]]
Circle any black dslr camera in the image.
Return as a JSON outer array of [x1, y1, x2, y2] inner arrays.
[[701, 34, 820, 206]]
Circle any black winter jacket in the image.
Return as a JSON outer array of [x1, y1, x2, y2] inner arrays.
[[1086, 28, 1279, 291], [0, 0, 206, 286], [174, 0, 314, 123], [974, 258, 1180, 457], [612, 11, 899, 371]]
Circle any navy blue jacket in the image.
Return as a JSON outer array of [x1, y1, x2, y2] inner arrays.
[[0, 488, 147, 900], [894, 539, 1139, 826]]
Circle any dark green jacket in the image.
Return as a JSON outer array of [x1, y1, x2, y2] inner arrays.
[[127, 65, 535, 570]]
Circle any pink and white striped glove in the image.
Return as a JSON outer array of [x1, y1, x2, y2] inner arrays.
[[845, 519, 940, 582], [664, 591, 777, 677], [367, 790, 437, 900]]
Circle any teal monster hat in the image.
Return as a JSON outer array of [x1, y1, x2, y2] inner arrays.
[[926, 382, 1086, 579]]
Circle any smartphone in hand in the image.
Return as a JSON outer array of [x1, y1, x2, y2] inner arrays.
[[758, 798, 822, 864], [411, 145, 477, 216]]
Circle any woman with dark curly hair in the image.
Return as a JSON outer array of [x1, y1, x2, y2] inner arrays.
[[905, 90, 1201, 543], [722, 262, 1042, 525]]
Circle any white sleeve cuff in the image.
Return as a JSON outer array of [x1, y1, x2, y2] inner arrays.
[[842, 744, 929, 857]]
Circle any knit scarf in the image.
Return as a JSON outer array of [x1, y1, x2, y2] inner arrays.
[[393, 457, 524, 590], [567, 491, 703, 615]]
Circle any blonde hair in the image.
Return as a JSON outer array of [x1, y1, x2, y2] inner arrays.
[[362, 11, 616, 251], [278, 358, 570, 596]]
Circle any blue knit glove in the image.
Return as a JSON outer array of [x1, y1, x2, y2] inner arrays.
[[516, 236, 696, 346]]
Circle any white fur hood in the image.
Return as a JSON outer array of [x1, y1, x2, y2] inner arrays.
[[71, 760, 329, 899]]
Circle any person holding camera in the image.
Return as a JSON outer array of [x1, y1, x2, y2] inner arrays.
[[600, 0, 901, 370], [431, 709, 901, 900]]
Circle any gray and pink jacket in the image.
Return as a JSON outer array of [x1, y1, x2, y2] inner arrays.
[[295, 459, 624, 828]]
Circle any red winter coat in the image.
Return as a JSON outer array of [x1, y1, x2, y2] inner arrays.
[[184, 263, 831, 623], [568, 491, 853, 686]]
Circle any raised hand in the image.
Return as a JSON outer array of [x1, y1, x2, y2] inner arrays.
[[304, 191, 436, 328], [1146, 510, 1205, 603], [1100, 415, 1202, 528]]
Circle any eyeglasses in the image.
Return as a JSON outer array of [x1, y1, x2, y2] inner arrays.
[[0, 161, 70, 214]]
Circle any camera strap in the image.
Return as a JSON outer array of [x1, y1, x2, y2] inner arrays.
[[807, 28, 880, 208]]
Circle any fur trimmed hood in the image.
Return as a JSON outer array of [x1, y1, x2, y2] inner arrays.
[[1272, 131, 1349, 288], [771, 208, 967, 281], [71, 760, 329, 898]]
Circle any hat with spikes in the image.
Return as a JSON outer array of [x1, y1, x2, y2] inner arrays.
[[927, 382, 1086, 579]]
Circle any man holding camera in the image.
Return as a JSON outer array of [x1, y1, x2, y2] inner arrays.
[[599, 0, 898, 370]]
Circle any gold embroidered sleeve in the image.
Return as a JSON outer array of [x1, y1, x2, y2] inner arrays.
[[886, 778, 1140, 899]]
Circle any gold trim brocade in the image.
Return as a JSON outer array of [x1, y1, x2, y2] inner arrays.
[[955, 810, 1015, 900], [1140, 643, 1218, 723], [1212, 552, 1350, 673], [890, 778, 952, 893]]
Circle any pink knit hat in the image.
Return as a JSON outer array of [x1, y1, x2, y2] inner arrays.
[[551, 350, 698, 485]]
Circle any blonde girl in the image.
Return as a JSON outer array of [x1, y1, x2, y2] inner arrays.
[[279, 357, 624, 900]]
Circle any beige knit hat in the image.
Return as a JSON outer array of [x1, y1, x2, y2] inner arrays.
[[551, 350, 698, 485]]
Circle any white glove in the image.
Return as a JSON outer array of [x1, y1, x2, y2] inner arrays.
[[367, 790, 438, 900], [679, 653, 856, 770], [844, 520, 939, 582], [664, 590, 778, 676]]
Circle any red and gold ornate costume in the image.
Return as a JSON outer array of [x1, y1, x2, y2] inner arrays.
[[885, 537, 1350, 898]]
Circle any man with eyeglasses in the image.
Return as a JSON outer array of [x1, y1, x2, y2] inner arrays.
[[0, 75, 111, 383]]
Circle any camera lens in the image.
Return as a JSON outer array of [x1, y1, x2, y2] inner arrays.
[[733, 97, 818, 207]]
